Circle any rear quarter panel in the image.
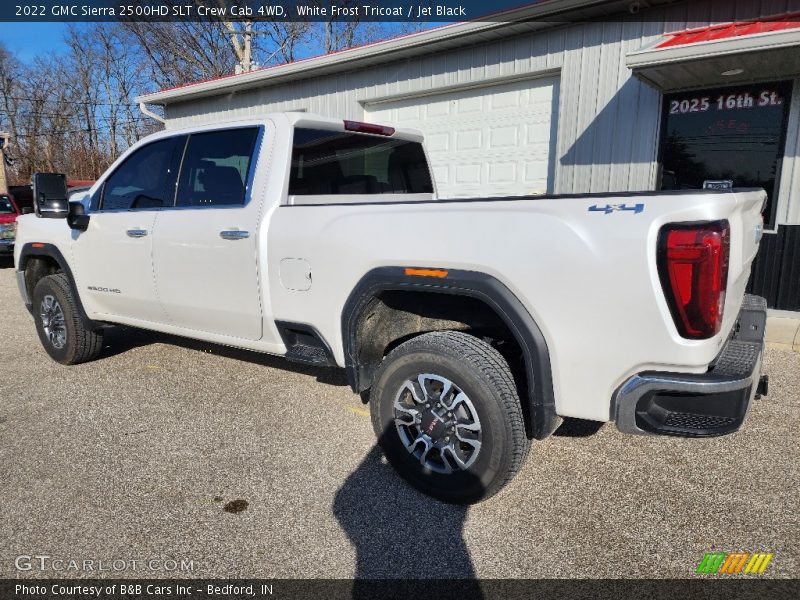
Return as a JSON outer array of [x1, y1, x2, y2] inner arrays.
[[268, 190, 762, 422]]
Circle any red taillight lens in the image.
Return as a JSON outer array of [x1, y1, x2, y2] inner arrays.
[[658, 220, 730, 339], [343, 120, 395, 136]]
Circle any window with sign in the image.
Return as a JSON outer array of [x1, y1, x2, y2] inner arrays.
[[658, 81, 793, 227]]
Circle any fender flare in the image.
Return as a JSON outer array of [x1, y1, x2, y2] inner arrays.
[[341, 267, 559, 440], [18, 242, 106, 331]]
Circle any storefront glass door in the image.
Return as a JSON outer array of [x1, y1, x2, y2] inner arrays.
[[659, 81, 793, 228]]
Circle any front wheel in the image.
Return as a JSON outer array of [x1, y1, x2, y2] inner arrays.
[[32, 273, 104, 365], [370, 331, 530, 503]]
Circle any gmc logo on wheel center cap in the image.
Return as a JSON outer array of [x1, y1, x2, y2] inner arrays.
[[425, 416, 439, 435]]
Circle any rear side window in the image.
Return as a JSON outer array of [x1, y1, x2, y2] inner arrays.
[[289, 128, 433, 195], [101, 137, 180, 210], [175, 128, 259, 207]]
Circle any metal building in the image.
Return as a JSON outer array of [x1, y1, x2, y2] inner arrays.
[[137, 0, 800, 311]]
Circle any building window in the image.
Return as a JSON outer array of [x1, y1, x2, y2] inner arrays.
[[659, 81, 793, 228]]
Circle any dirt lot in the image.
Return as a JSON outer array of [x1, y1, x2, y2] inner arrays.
[[0, 260, 797, 579]]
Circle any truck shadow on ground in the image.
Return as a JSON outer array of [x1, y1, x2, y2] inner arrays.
[[333, 443, 484, 595], [98, 325, 349, 387]]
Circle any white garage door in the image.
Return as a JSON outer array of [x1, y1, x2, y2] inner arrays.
[[364, 76, 559, 199]]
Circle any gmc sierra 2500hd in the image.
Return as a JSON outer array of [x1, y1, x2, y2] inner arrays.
[[15, 113, 768, 503]]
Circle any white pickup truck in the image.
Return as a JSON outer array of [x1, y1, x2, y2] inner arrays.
[[14, 113, 769, 503]]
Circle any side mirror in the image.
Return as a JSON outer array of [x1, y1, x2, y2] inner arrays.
[[21, 206, 33, 215], [32, 172, 69, 219], [67, 201, 90, 231]]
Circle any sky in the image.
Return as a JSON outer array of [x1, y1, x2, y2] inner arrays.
[[0, 22, 69, 62]]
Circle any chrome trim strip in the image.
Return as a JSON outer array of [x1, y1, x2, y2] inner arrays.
[[613, 369, 757, 436]]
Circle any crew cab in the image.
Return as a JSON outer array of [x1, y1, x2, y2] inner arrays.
[[14, 113, 768, 502], [0, 192, 20, 254]]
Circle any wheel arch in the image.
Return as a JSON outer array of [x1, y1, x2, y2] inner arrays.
[[18, 242, 105, 331], [341, 267, 559, 440]]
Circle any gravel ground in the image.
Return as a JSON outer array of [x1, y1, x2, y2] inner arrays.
[[0, 260, 797, 579]]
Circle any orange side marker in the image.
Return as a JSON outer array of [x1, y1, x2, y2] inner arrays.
[[404, 268, 449, 278]]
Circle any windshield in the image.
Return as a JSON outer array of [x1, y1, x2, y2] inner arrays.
[[0, 196, 16, 214]]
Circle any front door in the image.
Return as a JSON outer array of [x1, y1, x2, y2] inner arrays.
[[151, 127, 265, 341], [71, 136, 182, 322]]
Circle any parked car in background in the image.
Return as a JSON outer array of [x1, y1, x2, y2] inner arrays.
[[8, 185, 32, 214], [0, 193, 20, 255]]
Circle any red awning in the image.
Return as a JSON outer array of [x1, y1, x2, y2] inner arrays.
[[657, 14, 800, 49], [628, 12, 800, 91]]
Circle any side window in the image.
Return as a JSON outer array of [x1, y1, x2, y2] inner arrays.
[[289, 128, 433, 195], [175, 128, 259, 208], [101, 137, 181, 210]]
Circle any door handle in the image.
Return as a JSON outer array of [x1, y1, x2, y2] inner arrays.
[[126, 229, 148, 238], [220, 230, 250, 241]]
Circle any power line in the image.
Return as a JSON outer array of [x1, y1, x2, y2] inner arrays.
[[12, 119, 152, 139], [0, 109, 148, 120], [1, 96, 145, 108]]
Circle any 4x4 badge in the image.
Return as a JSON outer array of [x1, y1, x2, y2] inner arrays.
[[589, 203, 645, 214]]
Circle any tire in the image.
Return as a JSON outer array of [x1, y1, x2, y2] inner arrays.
[[32, 273, 104, 365], [370, 331, 530, 503]]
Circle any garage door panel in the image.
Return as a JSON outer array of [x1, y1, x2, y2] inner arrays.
[[426, 133, 449, 152], [456, 130, 482, 151], [490, 126, 519, 148], [365, 76, 558, 198]]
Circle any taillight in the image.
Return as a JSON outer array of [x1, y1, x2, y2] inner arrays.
[[657, 220, 730, 339], [343, 120, 395, 136]]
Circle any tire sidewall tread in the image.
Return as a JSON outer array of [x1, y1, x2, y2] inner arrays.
[[370, 330, 530, 503], [32, 273, 103, 365]]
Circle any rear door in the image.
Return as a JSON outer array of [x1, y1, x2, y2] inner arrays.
[[150, 126, 266, 341]]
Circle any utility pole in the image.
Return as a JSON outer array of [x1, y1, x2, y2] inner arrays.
[[228, 21, 257, 75], [242, 21, 253, 73], [0, 132, 10, 194]]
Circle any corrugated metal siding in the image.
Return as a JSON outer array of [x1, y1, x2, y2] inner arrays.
[[776, 226, 800, 310], [779, 79, 800, 225], [747, 231, 783, 306], [163, 0, 800, 207], [748, 226, 800, 310]]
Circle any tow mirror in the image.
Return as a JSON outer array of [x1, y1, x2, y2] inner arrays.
[[32, 172, 69, 219], [67, 201, 90, 231]]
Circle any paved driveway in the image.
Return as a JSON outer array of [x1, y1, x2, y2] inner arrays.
[[0, 261, 797, 579]]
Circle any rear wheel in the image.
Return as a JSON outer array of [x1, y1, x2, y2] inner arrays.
[[32, 273, 103, 365], [370, 331, 530, 503]]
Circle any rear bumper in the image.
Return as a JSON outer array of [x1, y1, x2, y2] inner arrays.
[[613, 295, 768, 437]]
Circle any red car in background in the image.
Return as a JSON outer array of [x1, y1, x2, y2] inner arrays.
[[0, 192, 20, 255]]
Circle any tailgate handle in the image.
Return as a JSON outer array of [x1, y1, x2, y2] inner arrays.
[[220, 230, 250, 241]]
